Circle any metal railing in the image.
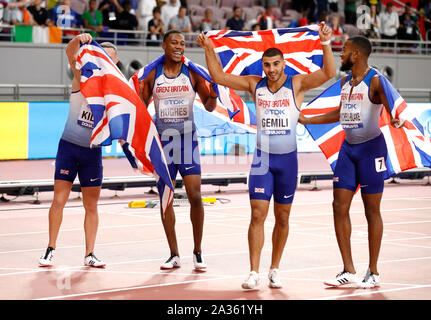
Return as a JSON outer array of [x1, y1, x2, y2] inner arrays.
[[1, 24, 431, 53], [0, 84, 72, 101]]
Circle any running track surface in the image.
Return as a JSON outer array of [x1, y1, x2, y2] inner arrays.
[[1, 153, 430, 300]]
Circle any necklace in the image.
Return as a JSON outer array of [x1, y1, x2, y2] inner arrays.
[[351, 67, 370, 86]]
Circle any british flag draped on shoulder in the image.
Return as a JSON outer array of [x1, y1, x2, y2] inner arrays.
[[129, 54, 256, 128], [76, 41, 174, 214], [302, 70, 431, 179]]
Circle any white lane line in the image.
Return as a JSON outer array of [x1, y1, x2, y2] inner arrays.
[[314, 284, 431, 300]]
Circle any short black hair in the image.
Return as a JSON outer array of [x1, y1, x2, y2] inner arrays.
[[348, 36, 372, 57], [163, 29, 183, 42], [153, 6, 161, 14], [262, 47, 283, 59]]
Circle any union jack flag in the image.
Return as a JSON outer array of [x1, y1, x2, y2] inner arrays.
[[76, 41, 174, 214], [205, 26, 323, 78], [302, 70, 431, 179], [129, 54, 256, 128]]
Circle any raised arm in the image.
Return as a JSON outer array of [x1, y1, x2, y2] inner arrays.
[[196, 32, 260, 94], [66, 33, 93, 92], [293, 23, 336, 94]]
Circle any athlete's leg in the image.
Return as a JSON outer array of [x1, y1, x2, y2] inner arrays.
[[361, 192, 383, 275], [81, 186, 102, 256], [183, 174, 204, 254], [270, 202, 292, 269], [161, 180, 180, 257], [249, 199, 271, 272], [47, 180, 73, 249], [332, 188, 356, 274]]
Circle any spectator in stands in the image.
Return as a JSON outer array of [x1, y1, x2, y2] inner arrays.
[[10, 0, 33, 26], [298, 9, 309, 27], [116, 0, 138, 44], [28, 0, 51, 26], [419, 0, 431, 33], [200, 8, 219, 32], [344, 0, 357, 25], [257, 4, 277, 30], [330, 14, 347, 51], [251, 23, 260, 31], [82, 0, 104, 37], [147, 6, 165, 46], [316, 0, 329, 21], [319, 11, 329, 24], [98, 0, 124, 29], [328, 0, 338, 12], [70, 0, 89, 16], [51, 0, 79, 28], [378, 2, 399, 52], [398, 3, 420, 52], [364, 3, 380, 39], [139, 0, 157, 31], [226, 6, 245, 31], [168, 5, 191, 33], [161, 0, 180, 28]]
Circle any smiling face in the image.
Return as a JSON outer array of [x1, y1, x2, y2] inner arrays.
[[162, 32, 186, 63], [262, 54, 285, 83]]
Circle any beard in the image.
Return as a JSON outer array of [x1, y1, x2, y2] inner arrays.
[[340, 54, 354, 72]]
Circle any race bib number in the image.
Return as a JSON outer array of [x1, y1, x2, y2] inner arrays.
[[159, 99, 189, 123], [77, 104, 94, 129], [375, 157, 387, 172], [260, 108, 290, 135], [340, 103, 363, 129]]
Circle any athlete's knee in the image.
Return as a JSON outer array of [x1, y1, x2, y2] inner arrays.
[[250, 208, 267, 226], [51, 197, 67, 211], [188, 190, 203, 207], [274, 211, 290, 228], [332, 199, 349, 217]]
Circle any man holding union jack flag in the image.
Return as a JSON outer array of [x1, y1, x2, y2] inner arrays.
[[137, 30, 218, 271], [197, 23, 335, 290], [39, 34, 120, 269], [299, 36, 403, 289]]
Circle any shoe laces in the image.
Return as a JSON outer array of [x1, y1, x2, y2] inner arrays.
[[87, 253, 100, 262], [165, 254, 177, 263], [336, 270, 351, 278], [43, 247, 54, 260], [362, 269, 376, 283]]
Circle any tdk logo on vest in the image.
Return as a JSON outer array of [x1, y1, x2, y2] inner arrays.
[[164, 99, 185, 105], [344, 103, 357, 110], [264, 109, 286, 115]]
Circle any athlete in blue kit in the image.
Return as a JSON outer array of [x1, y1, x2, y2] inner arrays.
[[39, 34, 120, 268], [138, 30, 218, 271], [299, 36, 403, 288], [197, 23, 335, 289]]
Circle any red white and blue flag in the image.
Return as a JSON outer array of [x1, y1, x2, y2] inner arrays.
[[129, 54, 257, 128], [206, 26, 323, 78], [302, 71, 431, 179], [76, 41, 174, 214]]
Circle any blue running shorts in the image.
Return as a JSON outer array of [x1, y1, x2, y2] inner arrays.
[[333, 133, 388, 194], [249, 148, 298, 204], [161, 133, 201, 180], [54, 139, 103, 187]]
